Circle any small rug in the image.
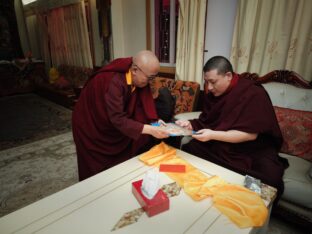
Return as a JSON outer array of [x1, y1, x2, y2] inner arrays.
[[0, 93, 72, 151], [0, 132, 78, 218]]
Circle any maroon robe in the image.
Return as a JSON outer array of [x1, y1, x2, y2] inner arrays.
[[72, 57, 158, 181], [183, 74, 288, 199]]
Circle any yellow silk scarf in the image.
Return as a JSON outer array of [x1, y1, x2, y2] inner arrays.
[[139, 142, 268, 228]]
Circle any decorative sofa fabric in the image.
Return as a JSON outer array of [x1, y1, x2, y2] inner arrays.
[[175, 70, 312, 229], [37, 69, 199, 111], [57, 64, 93, 89], [150, 77, 200, 115], [273, 106, 312, 161]]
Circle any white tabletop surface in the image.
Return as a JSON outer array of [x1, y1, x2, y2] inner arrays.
[[0, 149, 270, 234]]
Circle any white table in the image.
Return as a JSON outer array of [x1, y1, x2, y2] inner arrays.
[[0, 150, 275, 234]]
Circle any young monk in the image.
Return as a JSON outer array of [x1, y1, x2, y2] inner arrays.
[[176, 56, 288, 200]]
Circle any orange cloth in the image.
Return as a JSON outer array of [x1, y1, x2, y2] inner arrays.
[[139, 142, 268, 228], [212, 184, 268, 228], [139, 142, 177, 166], [125, 70, 136, 92]]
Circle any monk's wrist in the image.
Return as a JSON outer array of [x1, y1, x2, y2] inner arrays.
[[142, 124, 152, 135]]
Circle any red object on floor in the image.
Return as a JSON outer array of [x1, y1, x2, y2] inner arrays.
[[132, 180, 169, 217], [159, 164, 186, 173]]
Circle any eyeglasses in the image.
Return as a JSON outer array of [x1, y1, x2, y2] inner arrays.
[[133, 63, 158, 81]]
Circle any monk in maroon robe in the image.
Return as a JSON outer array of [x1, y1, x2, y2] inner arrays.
[[72, 51, 169, 181], [177, 56, 288, 200]]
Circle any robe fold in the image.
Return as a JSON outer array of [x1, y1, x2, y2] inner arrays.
[[183, 75, 288, 199], [72, 57, 158, 181]]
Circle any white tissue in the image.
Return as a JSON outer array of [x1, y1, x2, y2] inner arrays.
[[141, 169, 160, 199]]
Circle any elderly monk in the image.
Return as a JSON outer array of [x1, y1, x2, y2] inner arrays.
[[176, 56, 288, 200], [72, 50, 169, 181]]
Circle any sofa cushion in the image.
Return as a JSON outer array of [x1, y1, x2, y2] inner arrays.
[[279, 153, 312, 208], [274, 106, 312, 162], [54, 76, 71, 89], [58, 64, 93, 88], [150, 77, 175, 98], [150, 77, 200, 115], [155, 87, 175, 122], [172, 80, 200, 114]]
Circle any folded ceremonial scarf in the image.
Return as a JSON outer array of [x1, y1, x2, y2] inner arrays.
[[139, 142, 268, 228]]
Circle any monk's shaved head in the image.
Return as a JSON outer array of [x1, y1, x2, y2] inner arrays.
[[131, 50, 160, 88], [203, 56, 233, 75], [133, 50, 160, 72]]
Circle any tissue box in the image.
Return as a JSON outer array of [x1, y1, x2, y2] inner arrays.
[[132, 180, 169, 217]]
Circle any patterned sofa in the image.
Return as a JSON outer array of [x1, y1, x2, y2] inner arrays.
[[242, 71, 312, 230], [37, 67, 200, 112], [36, 64, 94, 108], [149, 76, 200, 115], [175, 70, 312, 230], [56, 64, 93, 87]]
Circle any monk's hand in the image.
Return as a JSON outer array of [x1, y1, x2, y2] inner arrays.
[[192, 129, 214, 142], [142, 125, 169, 139], [157, 119, 167, 126], [175, 120, 193, 130]]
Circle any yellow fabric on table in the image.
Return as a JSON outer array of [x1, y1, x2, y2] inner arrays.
[[139, 142, 268, 228], [139, 142, 177, 166], [212, 184, 268, 228]]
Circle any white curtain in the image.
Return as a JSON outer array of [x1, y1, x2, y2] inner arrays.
[[47, 1, 93, 68], [231, 0, 312, 81], [175, 0, 207, 83], [37, 13, 51, 70], [14, 0, 31, 56], [37, 1, 93, 68], [25, 15, 41, 59]]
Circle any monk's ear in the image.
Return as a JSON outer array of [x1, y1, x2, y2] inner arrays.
[[131, 66, 138, 75], [225, 72, 232, 81]]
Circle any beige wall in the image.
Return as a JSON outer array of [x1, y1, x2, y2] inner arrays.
[[111, 0, 147, 59]]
